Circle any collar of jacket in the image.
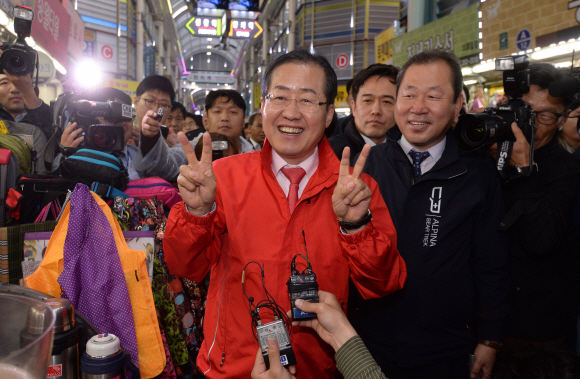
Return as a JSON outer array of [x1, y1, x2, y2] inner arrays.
[[0, 106, 15, 122], [260, 135, 340, 195], [343, 118, 367, 150], [386, 126, 467, 181]]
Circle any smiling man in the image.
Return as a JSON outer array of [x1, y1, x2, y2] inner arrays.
[[134, 89, 253, 181], [355, 50, 509, 379], [161, 49, 406, 378], [329, 64, 398, 160]]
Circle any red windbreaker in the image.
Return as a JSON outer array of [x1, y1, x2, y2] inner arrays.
[[164, 137, 407, 378]]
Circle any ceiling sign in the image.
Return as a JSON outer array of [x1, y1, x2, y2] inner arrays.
[[186, 14, 227, 36], [228, 18, 262, 39], [186, 71, 236, 84]]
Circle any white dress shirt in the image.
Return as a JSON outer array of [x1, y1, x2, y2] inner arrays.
[[398, 135, 446, 175], [361, 133, 386, 146], [271, 147, 319, 199]]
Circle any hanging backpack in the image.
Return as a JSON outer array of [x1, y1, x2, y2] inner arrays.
[[0, 134, 32, 174], [59, 149, 129, 191]]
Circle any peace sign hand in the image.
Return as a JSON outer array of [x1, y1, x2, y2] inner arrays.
[[332, 144, 372, 225], [176, 132, 217, 216]]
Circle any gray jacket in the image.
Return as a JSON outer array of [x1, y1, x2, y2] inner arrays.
[[132, 133, 254, 181]]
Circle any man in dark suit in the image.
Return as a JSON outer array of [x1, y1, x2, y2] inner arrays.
[[329, 64, 398, 161]]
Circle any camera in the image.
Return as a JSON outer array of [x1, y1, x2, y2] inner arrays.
[[455, 55, 535, 153], [52, 92, 133, 152], [0, 6, 38, 76]]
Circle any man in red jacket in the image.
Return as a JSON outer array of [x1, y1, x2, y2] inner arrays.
[[157, 49, 406, 378]]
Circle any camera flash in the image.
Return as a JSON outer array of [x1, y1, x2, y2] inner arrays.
[[13, 7, 33, 21]]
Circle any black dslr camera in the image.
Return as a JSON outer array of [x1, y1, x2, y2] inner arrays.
[[52, 92, 133, 152], [0, 6, 37, 76], [455, 55, 535, 153]]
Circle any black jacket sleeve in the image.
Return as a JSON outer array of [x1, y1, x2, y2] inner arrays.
[[501, 147, 580, 256], [472, 164, 510, 342], [22, 101, 53, 139]]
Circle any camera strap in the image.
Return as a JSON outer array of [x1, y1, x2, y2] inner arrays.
[[496, 140, 514, 179]]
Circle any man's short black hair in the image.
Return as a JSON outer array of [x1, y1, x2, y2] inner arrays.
[[136, 75, 175, 102], [261, 48, 337, 106], [248, 112, 261, 125], [529, 63, 576, 110], [90, 87, 132, 105], [185, 111, 196, 120], [397, 50, 463, 102], [351, 64, 399, 101], [171, 102, 186, 118], [462, 84, 470, 104], [205, 89, 246, 113], [346, 78, 354, 95]]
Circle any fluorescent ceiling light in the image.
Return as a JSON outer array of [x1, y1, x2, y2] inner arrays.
[[555, 61, 572, 68], [464, 80, 477, 85], [461, 68, 473, 75], [532, 41, 580, 60], [472, 61, 495, 73]]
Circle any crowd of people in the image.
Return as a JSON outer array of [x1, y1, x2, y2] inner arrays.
[[4, 47, 580, 379]]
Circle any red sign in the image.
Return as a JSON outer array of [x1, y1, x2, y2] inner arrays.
[[46, 364, 62, 377], [336, 54, 349, 69], [30, 0, 71, 68], [101, 45, 114, 60]]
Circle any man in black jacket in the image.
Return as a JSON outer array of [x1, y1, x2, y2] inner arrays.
[[0, 72, 52, 139], [329, 64, 398, 160], [495, 63, 580, 351], [354, 50, 509, 379]]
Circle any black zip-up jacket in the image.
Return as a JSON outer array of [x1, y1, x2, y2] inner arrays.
[[328, 118, 366, 160], [501, 136, 580, 342], [352, 127, 509, 368]]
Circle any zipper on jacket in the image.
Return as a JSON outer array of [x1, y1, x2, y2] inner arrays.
[[220, 352, 225, 367]]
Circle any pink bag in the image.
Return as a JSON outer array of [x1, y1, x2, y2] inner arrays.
[[124, 178, 182, 209]]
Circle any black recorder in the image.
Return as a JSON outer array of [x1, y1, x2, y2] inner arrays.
[[287, 233, 319, 319], [242, 261, 297, 370]]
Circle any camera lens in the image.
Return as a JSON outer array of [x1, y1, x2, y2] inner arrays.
[[463, 122, 487, 146], [1, 49, 32, 75], [92, 127, 117, 150]]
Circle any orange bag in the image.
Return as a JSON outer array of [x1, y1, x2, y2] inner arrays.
[[25, 192, 166, 378]]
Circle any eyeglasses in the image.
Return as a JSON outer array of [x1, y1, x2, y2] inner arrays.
[[140, 98, 172, 112], [535, 110, 565, 125], [265, 94, 327, 113]]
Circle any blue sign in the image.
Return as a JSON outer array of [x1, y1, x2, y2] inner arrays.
[[516, 29, 532, 51], [82, 40, 95, 57]]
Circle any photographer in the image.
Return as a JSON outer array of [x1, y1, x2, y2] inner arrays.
[[494, 63, 580, 351], [134, 89, 253, 181], [56, 88, 143, 180], [0, 43, 52, 139]]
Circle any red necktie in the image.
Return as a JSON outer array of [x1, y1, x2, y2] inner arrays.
[[281, 167, 306, 214]]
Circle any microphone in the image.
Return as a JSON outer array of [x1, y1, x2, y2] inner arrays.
[[548, 78, 580, 97]]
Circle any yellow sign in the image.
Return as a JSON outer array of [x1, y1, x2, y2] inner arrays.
[[253, 82, 261, 110], [103, 78, 140, 102], [375, 26, 395, 64], [0, 121, 9, 135], [335, 85, 348, 109], [84, 30, 95, 41]]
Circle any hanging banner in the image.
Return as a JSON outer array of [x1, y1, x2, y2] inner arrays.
[[253, 82, 261, 109], [391, 4, 479, 68], [335, 85, 348, 109], [29, 0, 71, 67]]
